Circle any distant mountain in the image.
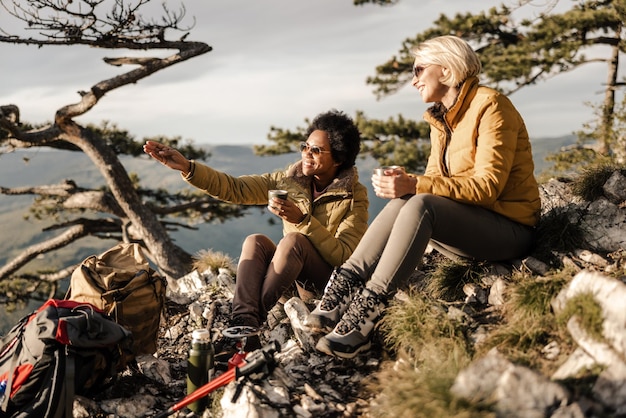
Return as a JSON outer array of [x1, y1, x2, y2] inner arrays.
[[530, 134, 576, 174], [0, 135, 574, 332], [0, 135, 574, 264]]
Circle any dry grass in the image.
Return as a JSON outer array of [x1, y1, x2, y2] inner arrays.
[[475, 269, 573, 372], [368, 351, 494, 418], [368, 289, 487, 417], [425, 258, 485, 301], [192, 249, 236, 275], [571, 163, 626, 201], [368, 260, 602, 416], [533, 210, 586, 266]]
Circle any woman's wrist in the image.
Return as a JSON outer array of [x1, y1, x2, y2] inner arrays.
[[184, 160, 195, 177]]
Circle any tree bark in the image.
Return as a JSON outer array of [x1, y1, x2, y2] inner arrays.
[[0, 218, 122, 281], [599, 24, 621, 156], [1, 31, 211, 281], [58, 122, 192, 280]]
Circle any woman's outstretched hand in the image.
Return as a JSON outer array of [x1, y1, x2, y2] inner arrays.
[[144, 140, 192, 174]]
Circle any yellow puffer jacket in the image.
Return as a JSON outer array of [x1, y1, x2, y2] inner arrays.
[[183, 160, 369, 266], [415, 77, 541, 227]]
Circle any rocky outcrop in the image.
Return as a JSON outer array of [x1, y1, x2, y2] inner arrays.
[[451, 270, 626, 418], [74, 171, 626, 418], [539, 171, 626, 253], [449, 172, 626, 418]]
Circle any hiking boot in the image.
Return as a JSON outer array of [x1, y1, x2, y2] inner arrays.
[[305, 268, 363, 333], [266, 301, 288, 329], [315, 288, 386, 359]]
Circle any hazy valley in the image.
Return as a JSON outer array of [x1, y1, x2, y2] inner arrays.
[[0, 134, 574, 332]]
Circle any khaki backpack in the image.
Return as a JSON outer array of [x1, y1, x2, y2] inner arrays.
[[66, 243, 166, 361]]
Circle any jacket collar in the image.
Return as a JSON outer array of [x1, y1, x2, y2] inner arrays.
[[426, 76, 479, 129], [287, 160, 358, 194]]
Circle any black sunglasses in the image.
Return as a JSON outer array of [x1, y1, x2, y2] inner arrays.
[[413, 64, 430, 78], [299, 142, 331, 155]]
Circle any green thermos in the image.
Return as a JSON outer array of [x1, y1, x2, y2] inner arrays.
[[186, 328, 214, 413]]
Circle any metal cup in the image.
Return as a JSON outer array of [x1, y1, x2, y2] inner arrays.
[[268, 190, 288, 211], [373, 165, 404, 176], [268, 189, 288, 201]]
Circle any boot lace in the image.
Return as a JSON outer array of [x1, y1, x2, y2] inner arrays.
[[335, 291, 380, 335], [319, 271, 358, 311]]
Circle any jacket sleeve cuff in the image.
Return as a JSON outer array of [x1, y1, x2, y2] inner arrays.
[[183, 160, 196, 180], [415, 175, 431, 193]]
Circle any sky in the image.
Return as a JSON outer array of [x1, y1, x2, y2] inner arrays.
[[0, 0, 618, 146]]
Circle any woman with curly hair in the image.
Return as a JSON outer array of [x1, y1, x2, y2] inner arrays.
[[145, 109, 369, 350]]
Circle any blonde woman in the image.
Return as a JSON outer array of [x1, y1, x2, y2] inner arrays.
[[307, 35, 541, 359]]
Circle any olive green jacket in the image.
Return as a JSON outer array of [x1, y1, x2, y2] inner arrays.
[[183, 160, 369, 266], [415, 77, 541, 227]]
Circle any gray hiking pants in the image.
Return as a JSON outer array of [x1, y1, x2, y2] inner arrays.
[[341, 194, 535, 296]]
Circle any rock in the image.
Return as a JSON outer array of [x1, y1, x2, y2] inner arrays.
[[451, 348, 571, 418], [488, 277, 507, 306], [283, 297, 317, 352], [522, 256, 550, 276], [135, 354, 172, 385], [450, 348, 513, 403], [100, 393, 157, 417], [552, 270, 626, 356], [494, 364, 569, 418], [603, 170, 626, 204], [581, 197, 626, 252], [72, 170, 626, 418]]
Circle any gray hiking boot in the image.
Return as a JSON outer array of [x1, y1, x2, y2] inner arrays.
[[305, 268, 362, 333], [315, 288, 386, 359]]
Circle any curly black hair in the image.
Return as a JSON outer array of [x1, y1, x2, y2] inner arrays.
[[305, 109, 361, 171]]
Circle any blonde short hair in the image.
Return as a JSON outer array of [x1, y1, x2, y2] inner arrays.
[[410, 35, 482, 87]]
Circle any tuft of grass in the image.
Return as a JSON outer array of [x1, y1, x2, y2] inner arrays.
[[368, 352, 495, 418], [368, 290, 487, 417], [571, 163, 626, 201], [532, 210, 586, 265], [426, 259, 484, 301], [509, 272, 570, 317], [381, 291, 472, 358], [192, 249, 236, 275], [477, 312, 561, 370], [556, 292, 605, 341], [476, 270, 573, 372]]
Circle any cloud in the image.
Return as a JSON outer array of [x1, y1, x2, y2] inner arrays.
[[1, 0, 620, 144]]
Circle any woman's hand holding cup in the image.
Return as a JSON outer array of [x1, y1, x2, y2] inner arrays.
[[267, 190, 305, 224], [372, 166, 417, 199]]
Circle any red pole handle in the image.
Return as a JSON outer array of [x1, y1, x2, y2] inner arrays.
[[171, 368, 236, 412]]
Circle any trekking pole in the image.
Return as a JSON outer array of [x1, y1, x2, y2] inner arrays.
[[152, 340, 280, 418]]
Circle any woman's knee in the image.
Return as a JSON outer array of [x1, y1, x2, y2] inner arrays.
[[278, 232, 309, 249], [243, 233, 272, 247], [401, 193, 432, 214], [404, 193, 450, 214], [241, 234, 275, 258]]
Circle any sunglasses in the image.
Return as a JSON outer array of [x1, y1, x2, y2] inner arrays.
[[413, 64, 431, 78], [299, 142, 331, 155]]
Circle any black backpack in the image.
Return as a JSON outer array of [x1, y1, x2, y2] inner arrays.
[[0, 299, 133, 418]]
